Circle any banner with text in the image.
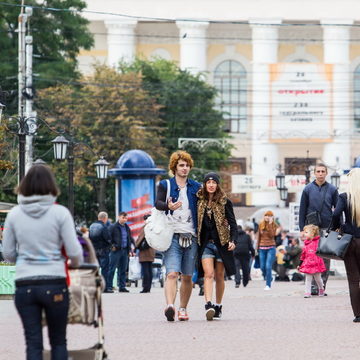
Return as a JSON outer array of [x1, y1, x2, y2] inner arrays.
[[269, 63, 333, 142]]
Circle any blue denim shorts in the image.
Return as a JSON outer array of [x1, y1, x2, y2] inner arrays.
[[163, 234, 198, 276], [202, 242, 223, 262]]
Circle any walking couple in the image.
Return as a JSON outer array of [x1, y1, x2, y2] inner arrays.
[[155, 151, 237, 322]]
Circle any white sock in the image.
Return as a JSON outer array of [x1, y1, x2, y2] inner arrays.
[[215, 303, 222, 306], [167, 304, 174, 308]]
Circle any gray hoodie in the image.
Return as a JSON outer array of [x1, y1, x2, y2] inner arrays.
[[3, 194, 83, 280]]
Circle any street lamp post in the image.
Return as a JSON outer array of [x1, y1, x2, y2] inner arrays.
[[330, 170, 341, 189], [51, 135, 109, 216], [0, 105, 37, 181]]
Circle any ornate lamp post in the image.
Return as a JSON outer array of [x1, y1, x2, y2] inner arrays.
[[51, 135, 109, 215], [330, 170, 341, 189]]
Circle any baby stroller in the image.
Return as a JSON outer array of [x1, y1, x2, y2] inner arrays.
[[43, 236, 108, 359], [152, 251, 165, 288]]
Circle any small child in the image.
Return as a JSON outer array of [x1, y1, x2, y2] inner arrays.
[[298, 224, 326, 298]]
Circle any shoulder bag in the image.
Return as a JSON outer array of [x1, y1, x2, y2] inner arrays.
[[305, 184, 329, 227], [316, 221, 352, 261], [144, 179, 174, 252]]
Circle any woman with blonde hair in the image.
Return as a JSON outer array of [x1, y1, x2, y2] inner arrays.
[[257, 210, 280, 290], [332, 168, 360, 322]]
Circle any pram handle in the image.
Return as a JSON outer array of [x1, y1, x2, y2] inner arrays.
[[69, 263, 99, 270]]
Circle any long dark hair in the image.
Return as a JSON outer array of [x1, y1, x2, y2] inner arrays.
[[198, 182, 226, 203], [17, 164, 59, 197]]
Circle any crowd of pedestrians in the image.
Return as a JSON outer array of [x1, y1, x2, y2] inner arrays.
[[3, 154, 360, 359]]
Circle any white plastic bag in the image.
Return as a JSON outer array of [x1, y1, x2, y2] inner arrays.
[[144, 207, 174, 252], [128, 256, 142, 281]]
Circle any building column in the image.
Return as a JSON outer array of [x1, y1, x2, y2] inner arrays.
[[176, 21, 209, 74], [250, 19, 282, 206], [104, 19, 137, 67], [321, 19, 353, 171]]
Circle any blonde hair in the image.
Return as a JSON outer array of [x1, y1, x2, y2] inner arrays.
[[303, 224, 319, 237], [346, 168, 360, 226]]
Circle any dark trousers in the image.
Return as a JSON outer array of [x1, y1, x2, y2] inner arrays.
[[108, 248, 129, 289], [234, 254, 251, 287], [141, 261, 153, 292], [96, 247, 111, 290], [344, 237, 360, 317], [15, 282, 69, 360]]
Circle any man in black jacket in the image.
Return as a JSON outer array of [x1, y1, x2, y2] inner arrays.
[[108, 212, 134, 293], [89, 211, 112, 292], [234, 226, 255, 288]]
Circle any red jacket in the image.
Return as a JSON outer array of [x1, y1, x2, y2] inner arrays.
[[299, 236, 326, 274]]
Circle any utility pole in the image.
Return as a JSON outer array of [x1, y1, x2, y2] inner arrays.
[[18, 5, 34, 177], [25, 7, 35, 173]]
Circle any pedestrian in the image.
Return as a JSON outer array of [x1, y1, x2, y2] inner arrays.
[[299, 163, 338, 294], [298, 224, 326, 298], [89, 211, 112, 292], [2, 164, 83, 359], [135, 214, 155, 293], [331, 168, 360, 322], [257, 210, 280, 290], [197, 172, 236, 320], [234, 225, 255, 288], [108, 212, 134, 293], [155, 150, 201, 322]]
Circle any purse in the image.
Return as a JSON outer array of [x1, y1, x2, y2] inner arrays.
[[144, 180, 174, 252], [316, 223, 352, 260]]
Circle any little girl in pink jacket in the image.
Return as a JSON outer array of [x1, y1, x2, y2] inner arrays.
[[298, 224, 326, 298]]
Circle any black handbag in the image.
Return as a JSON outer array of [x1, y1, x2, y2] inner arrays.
[[316, 227, 352, 261]]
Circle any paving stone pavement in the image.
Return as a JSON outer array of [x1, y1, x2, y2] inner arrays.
[[0, 277, 358, 360]]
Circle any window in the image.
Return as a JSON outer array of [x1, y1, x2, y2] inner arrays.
[[354, 65, 360, 129], [214, 60, 247, 133]]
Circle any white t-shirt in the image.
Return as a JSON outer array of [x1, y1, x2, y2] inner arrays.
[[171, 186, 195, 235]]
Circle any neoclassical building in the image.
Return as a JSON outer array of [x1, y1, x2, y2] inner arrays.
[[78, 0, 360, 205]]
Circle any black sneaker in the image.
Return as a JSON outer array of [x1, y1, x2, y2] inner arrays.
[[214, 305, 222, 320], [119, 288, 129, 293], [164, 305, 175, 322], [205, 301, 215, 321], [235, 284, 240, 288]]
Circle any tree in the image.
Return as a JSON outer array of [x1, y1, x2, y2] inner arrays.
[[0, 0, 93, 98], [35, 65, 166, 222], [119, 58, 232, 177]]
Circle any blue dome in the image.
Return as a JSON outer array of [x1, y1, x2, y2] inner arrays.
[[116, 150, 155, 169], [108, 149, 166, 177]]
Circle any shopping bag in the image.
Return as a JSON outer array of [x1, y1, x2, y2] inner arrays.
[[128, 256, 142, 281]]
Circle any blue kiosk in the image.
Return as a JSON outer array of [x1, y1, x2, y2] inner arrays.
[[108, 149, 166, 239]]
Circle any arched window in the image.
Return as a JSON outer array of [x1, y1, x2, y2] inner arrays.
[[354, 65, 360, 128], [214, 60, 247, 133]]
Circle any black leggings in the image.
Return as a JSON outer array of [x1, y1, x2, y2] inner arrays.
[[344, 237, 360, 317]]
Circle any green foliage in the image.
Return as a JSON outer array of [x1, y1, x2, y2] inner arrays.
[[0, 0, 93, 96], [119, 58, 232, 175], [35, 65, 166, 223]]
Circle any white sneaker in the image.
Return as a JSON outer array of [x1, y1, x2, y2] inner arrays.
[[264, 286, 271, 291]]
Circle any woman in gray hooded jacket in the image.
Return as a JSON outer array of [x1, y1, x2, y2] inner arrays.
[[3, 164, 83, 360]]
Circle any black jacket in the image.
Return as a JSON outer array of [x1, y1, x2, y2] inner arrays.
[[332, 192, 360, 238], [234, 230, 255, 257], [110, 222, 134, 251]]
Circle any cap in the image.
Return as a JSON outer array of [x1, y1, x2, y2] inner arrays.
[[203, 172, 220, 184]]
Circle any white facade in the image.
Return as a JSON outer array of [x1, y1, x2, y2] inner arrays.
[[79, 1, 360, 205]]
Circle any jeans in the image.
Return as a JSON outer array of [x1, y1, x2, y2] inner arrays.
[[15, 282, 69, 360], [234, 254, 251, 286], [141, 261, 153, 291], [163, 234, 198, 276], [96, 247, 111, 290], [202, 242, 223, 262], [259, 247, 276, 287], [108, 248, 128, 289]]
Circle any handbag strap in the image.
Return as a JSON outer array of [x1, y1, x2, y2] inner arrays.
[[166, 179, 170, 203]]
